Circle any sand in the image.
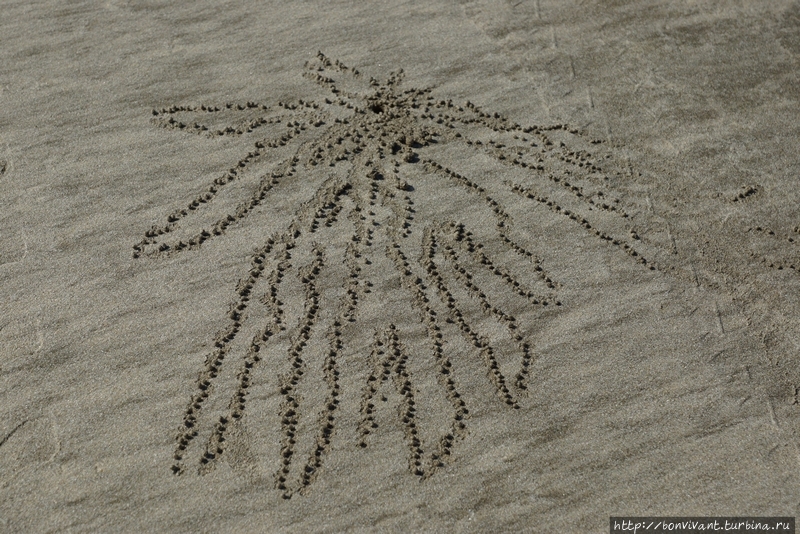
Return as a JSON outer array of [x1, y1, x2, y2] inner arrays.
[[1, 1, 800, 532]]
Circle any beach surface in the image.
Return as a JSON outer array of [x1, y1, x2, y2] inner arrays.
[[1, 1, 800, 531]]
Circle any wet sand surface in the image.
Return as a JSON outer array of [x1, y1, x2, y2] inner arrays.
[[1, 1, 800, 531]]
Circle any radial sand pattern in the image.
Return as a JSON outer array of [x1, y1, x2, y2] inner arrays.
[[134, 52, 657, 498]]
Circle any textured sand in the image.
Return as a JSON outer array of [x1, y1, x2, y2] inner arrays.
[[1, 1, 800, 532]]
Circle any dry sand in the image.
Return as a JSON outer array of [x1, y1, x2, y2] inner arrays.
[[1, 1, 800, 532]]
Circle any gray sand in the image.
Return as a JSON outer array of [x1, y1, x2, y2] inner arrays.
[[1, 1, 800, 532]]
